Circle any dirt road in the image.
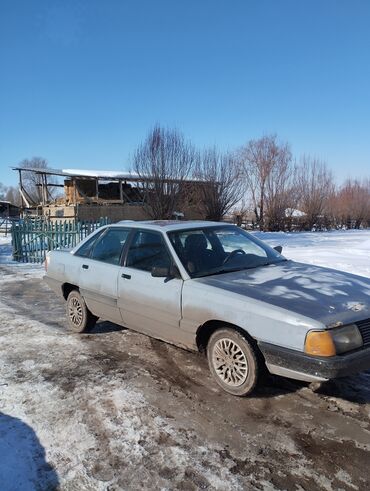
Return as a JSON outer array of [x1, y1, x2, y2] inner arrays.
[[0, 262, 370, 490]]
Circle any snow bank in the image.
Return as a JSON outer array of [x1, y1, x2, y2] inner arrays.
[[255, 229, 370, 279], [0, 235, 44, 279]]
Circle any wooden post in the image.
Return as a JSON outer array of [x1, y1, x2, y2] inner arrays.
[[95, 178, 99, 202], [119, 180, 123, 203], [44, 174, 48, 204], [73, 178, 77, 205], [44, 173, 50, 203], [40, 173, 45, 206], [18, 170, 24, 208]]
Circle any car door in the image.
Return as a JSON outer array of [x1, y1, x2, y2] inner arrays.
[[117, 229, 183, 343], [78, 227, 131, 323]]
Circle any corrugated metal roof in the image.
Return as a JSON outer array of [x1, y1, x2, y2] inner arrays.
[[11, 166, 141, 181], [11, 167, 206, 184]]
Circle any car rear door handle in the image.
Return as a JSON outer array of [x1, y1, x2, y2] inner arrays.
[[121, 273, 131, 280], [82, 264, 89, 269]]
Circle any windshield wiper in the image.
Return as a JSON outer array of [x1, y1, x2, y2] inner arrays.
[[194, 259, 288, 278], [193, 267, 244, 278], [249, 258, 287, 269]]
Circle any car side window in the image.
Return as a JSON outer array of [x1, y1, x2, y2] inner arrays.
[[126, 231, 171, 272], [75, 229, 105, 258], [90, 228, 130, 265]]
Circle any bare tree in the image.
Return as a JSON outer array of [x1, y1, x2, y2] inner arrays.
[[231, 199, 249, 227], [264, 156, 296, 231], [4, 186, 21, 206], [239, 135, 292, 230], [334, 178, 370, 229], [0, 183, 7, 200], [133, 125, 196, 219], [18, 157, 57, 204], [294, 156, 334, 230], [194, 148, 243, 221], [320, 184, 339, 229]]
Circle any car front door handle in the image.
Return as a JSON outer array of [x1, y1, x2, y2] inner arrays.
[[121, 273, 131, 280], [82, 264, 89, 269]]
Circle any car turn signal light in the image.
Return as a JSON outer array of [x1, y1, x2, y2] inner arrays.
[[305, 330, 336, 357]]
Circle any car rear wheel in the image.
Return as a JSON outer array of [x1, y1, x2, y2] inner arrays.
[[66, 290, 97, 333], [207, 328, 260, 396]]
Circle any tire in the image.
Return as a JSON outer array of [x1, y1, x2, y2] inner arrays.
[[207, 328, 260, 396], [66, 290, 97, 333]]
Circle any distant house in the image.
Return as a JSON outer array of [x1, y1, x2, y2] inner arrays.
[[285, 208, 306, 218], [11, 166, 207, 222], [0, 200, 20, 219]]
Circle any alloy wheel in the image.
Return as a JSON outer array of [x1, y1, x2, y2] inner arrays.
[[68, 297, 83, 327], [212, 338, 249, 386]]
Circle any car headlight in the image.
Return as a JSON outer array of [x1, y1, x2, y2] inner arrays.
[[331, 324, 363, 354], [305, 324, 363, 357]]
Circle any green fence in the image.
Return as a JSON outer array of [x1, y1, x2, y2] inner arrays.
[[11, 218, 110, 263]]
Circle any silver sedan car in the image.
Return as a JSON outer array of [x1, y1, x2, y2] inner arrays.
[[44, 221, 370, 396]]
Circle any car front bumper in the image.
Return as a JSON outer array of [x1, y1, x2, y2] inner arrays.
[[259, 342, 370, 382]]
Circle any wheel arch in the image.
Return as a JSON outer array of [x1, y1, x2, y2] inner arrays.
[[196, 320, 259, 353], [62, 282, 79, 300]]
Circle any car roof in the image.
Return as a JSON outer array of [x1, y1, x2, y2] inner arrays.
[[111, 220, 232, 232]]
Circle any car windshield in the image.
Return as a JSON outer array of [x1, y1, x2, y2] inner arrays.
[[168, 225, 286, 278]]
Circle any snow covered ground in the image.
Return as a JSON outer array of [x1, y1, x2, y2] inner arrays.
[[255, 229, 370, 279], [0, 235, 44, 280], [0, 230, 370, 490]]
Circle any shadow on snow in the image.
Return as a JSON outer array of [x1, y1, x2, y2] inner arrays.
[[0, 412, 59, 490]]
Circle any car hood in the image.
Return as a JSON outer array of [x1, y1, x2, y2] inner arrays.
[[196, 261, 370, 326]]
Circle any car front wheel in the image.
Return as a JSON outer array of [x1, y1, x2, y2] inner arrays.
[[207, 328, 260, 396], [66, 290, 97, 333]]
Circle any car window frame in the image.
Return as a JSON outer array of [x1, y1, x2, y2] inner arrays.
[[88, 226, 132, 266], [122, 228, 175, 274], [74, 228, 106, 258]]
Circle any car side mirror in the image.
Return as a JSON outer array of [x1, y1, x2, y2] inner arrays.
[[151, 264, 181, 279], [274, 245, 283, 254], [151, 266, 169, 277], [170, 265, 182, 279]]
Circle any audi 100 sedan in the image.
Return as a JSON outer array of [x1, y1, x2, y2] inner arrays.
[[44, 221, 370, 396]]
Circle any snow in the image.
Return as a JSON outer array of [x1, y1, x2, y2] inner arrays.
[[285, 208, 306, 217], [0, 235, 44, 279], [62, 168, 140, 179], [61, 169, 204, 182], [0, 236, 13, 264], [255, 229, 370, 279], [0, 410, 58, 490], [0, 235, 11, 245]]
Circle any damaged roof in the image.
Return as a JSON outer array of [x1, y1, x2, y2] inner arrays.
[[11, 166, 141, 181], [11, 166, 205, 183]]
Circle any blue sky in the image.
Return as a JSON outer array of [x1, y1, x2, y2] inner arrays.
[[1, 0, 369, 186]]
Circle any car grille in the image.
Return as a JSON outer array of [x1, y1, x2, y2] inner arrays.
[[356, 318, 370, 346]]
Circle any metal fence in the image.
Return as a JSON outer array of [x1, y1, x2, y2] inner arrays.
[[0, 217, 16, 236], [11, 217, 110, 263]]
